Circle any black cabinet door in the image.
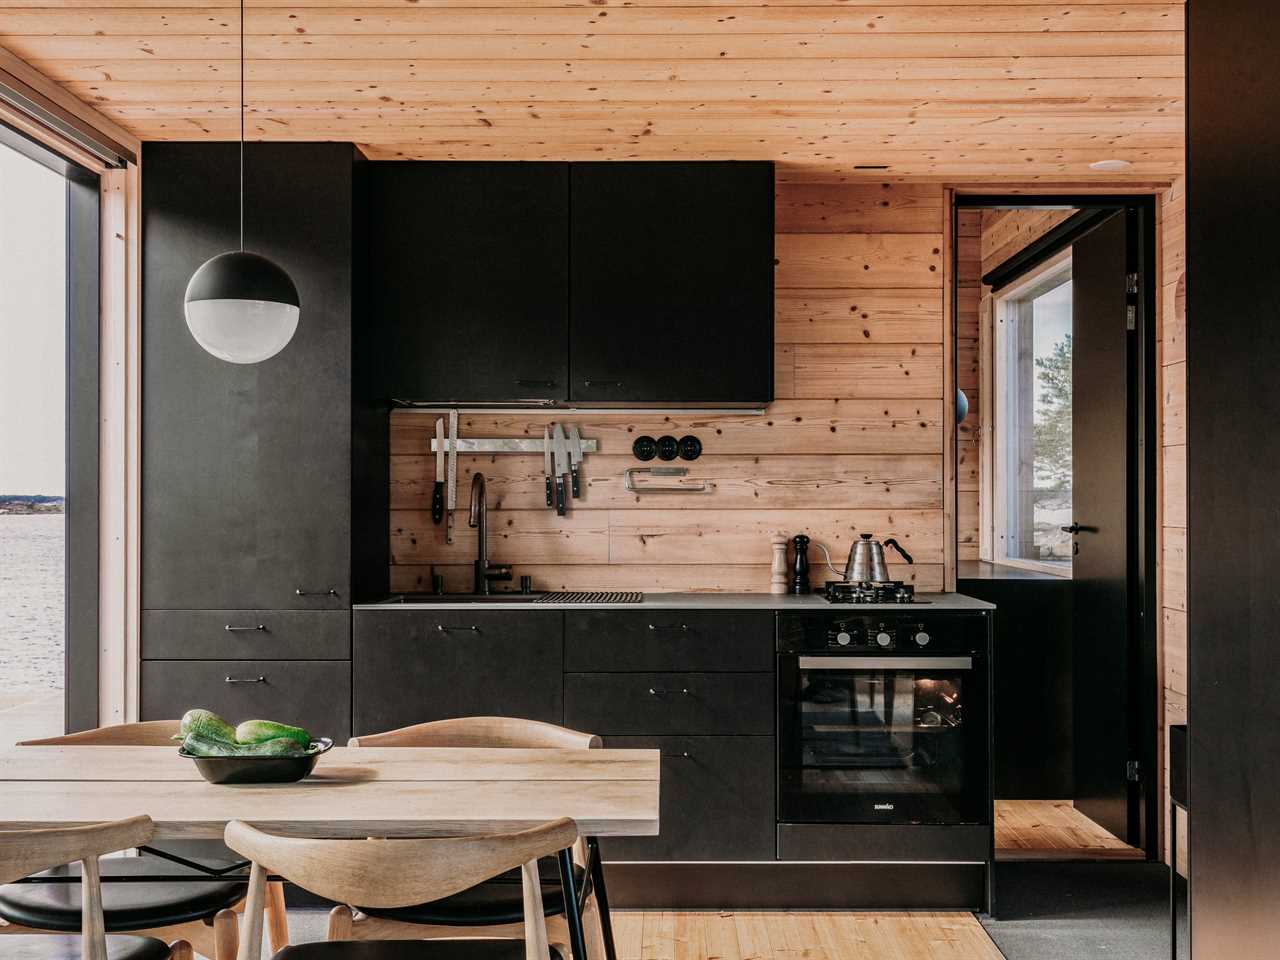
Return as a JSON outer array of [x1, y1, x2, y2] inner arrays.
[[569, 162, 774, 404], [600, 736, 775, 861], [361, 162, 570, 404], [141, 142, 352, 610], [352, 610, 563, 735]]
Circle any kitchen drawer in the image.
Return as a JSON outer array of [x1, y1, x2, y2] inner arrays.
[[564, 673, 773, 735], [564, 612, 774, 672], [142, 610, 351, 660], [352, 609, 563, 736], [600, 736, 775, 861], [140, 660, 352, 742]]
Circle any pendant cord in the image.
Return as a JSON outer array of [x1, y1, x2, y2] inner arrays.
[[239, 0, 244, 252]]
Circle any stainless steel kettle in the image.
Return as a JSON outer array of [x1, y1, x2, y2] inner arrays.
[[843, 533, 913, 583]]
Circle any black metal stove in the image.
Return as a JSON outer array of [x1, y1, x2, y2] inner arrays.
[[823, 580, 920, 604]]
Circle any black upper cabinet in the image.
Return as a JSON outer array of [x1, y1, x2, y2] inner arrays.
[[141, 142, 353, 610], [569, 162, 775, 405], [361, 162, 570, 404]]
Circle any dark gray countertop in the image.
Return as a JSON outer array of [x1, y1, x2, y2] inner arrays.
[[354, 592, 995, 612]]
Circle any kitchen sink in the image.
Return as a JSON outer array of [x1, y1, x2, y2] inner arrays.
[[380, 593, 546, 604]]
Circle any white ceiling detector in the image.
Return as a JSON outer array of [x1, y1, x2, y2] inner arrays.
[[1088, 159, 1135, 172]]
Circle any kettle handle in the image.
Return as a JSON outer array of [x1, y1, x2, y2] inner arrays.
[[882, 538, 914, 564]]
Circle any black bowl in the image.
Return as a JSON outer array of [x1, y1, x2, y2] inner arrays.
[[180, 738, 333, 785]]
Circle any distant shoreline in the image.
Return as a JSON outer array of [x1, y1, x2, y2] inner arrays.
[[0, 496, 64, 515]]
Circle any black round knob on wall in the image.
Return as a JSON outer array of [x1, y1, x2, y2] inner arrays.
[[656, 435, 679, 461], [677, 435, 702, 461], [632, 436, 658, 461]]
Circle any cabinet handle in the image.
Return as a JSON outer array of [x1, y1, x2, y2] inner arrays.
[[224, 624, 266, 633], [516, 379, 557, 389], [583, 380, 622, 388], [224, 675, 266, 684], [662, 751, 695, 760], [296, 588, 339, 598], [648, 623, 689, 632], [647, 687, 692, 697], [437, 624, 480, 633]]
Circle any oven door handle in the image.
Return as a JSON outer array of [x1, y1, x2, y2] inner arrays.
[[796, 656, 973, 670]]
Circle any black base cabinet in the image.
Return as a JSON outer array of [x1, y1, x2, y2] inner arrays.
[[352, 610, 563, 736], [601, 736, 775, 862]]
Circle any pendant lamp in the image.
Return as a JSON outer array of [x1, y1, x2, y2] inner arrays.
[[183, 0, 299, 364]]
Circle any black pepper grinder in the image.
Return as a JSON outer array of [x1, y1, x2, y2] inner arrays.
[[791, 534, 811, 595]]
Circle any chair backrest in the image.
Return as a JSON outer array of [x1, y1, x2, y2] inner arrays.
[[19, 719, 181, 747], [225, 818, 578, 960], [0, 816, 155, 960], [348, 716, 601, 750]]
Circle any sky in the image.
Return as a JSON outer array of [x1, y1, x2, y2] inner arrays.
[[0, 142, 66, 497]]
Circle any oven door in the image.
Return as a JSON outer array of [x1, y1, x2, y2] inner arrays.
[[778, 654, 988, 824]]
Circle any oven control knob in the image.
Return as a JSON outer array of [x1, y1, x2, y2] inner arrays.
[[875, 631, 893, 647], [835, 631, 852, 646], [915, 631, 931, 647]]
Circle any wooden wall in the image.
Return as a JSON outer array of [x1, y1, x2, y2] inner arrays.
[[388, 177, 946, 594], [955, 208, 1074, 562], [1160, 175, 1186, 870]]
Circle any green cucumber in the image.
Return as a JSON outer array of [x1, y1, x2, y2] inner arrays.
[[175, 709, 237, 744], [235, 719, 312, 748], [181, 732, 307, 758]]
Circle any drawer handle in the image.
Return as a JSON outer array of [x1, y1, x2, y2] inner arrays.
[[296, 588, 339, 598], [437, 624, 480, 633], [648, 623, 689, 632], [224, 624, 266, 633], [662, 751, 695, 760], [583, 379, 623, 388], [647, 687, 692, 697], [516, 378, 556, 389], [224, 675, 266, 684]]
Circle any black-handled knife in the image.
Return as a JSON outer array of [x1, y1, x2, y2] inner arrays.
[[543, 426, 554, 508], [431, 417, 445, 524], [552, 423, 570, 517]]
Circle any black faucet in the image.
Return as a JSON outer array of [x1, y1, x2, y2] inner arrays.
[[469, 472, 512, 595]]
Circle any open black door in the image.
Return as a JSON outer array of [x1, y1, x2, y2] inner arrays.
[[1069, 210, 1135, 843]]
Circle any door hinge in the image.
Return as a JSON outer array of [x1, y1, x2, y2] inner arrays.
[[1126, 305, 1137, 331], [1126, 272, 1140, 295], [1126, 760, 1142, 783]]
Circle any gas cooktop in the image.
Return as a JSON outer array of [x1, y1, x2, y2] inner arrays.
[[822, 581, 925, 604]]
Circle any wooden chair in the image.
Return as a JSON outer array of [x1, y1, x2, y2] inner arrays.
[[340, 719, 605, 958], [3, 721, 290, 960], [225, 817, 580, 960], [0, 815, 193, 960]]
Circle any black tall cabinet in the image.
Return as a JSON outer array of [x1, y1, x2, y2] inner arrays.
[[140, 142, 361, 739], [1187, 2, 1280, 953]]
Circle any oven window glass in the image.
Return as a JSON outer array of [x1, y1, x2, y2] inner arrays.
[[780, 663, 983, 824]]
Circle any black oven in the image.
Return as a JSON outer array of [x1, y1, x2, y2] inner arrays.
[[778, 612, 990, 826]]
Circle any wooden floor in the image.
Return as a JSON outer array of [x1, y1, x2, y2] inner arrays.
[[611, 911, 1003, 960], [995, 799, 1145, 860]]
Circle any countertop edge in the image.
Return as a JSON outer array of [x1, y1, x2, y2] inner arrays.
[[353, 592, 995, 612]]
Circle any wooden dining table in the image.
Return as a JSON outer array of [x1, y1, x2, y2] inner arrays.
[[0, 744, 661, 960]]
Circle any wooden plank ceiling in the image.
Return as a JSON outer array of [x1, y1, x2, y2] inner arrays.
[[0, 1, 1185, 179]]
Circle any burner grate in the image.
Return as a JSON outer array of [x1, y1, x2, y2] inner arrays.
[[535, 591, 644, 604]]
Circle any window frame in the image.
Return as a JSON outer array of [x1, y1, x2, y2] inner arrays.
[[989, 247, 1074, 579]]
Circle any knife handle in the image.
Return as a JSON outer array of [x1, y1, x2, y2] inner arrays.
[[545, 476, 554, 508], [432, 481, 444, 524], [571, 469, 581, 499], [555, 478, 567, 517]]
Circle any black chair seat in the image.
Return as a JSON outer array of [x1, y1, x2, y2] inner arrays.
[[0, 858, 245, 933], [358, 861, 587, 927], [276, 941, 562, 960], [6, 933, 172, 960]]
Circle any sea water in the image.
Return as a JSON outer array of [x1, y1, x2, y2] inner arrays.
[[0, 514, 64, 695]]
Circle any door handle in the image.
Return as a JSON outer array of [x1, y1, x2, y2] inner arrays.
[[224, 675, 266, 684], [797, 656, 973, 671], [436, 624, 480, 633], [516, 379, 556, 389], [648, 623, 689, 632], [648, 687, 692, 697], [224, 624, 266, 632], [583, 380, 623, 388], [662, 751, 695, 760], [296, 588, 339, 598], [1060, 523, 1099, 535]]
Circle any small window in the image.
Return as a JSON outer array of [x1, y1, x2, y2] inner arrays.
[[993, 251, 1073, 577]]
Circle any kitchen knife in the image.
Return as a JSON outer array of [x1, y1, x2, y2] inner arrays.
[[551, 422, 570, 517], [432, 418, 445, 524], [567, 423, 584, 498], [445, 409, 459, 544], [543, 425, 554, 508]]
